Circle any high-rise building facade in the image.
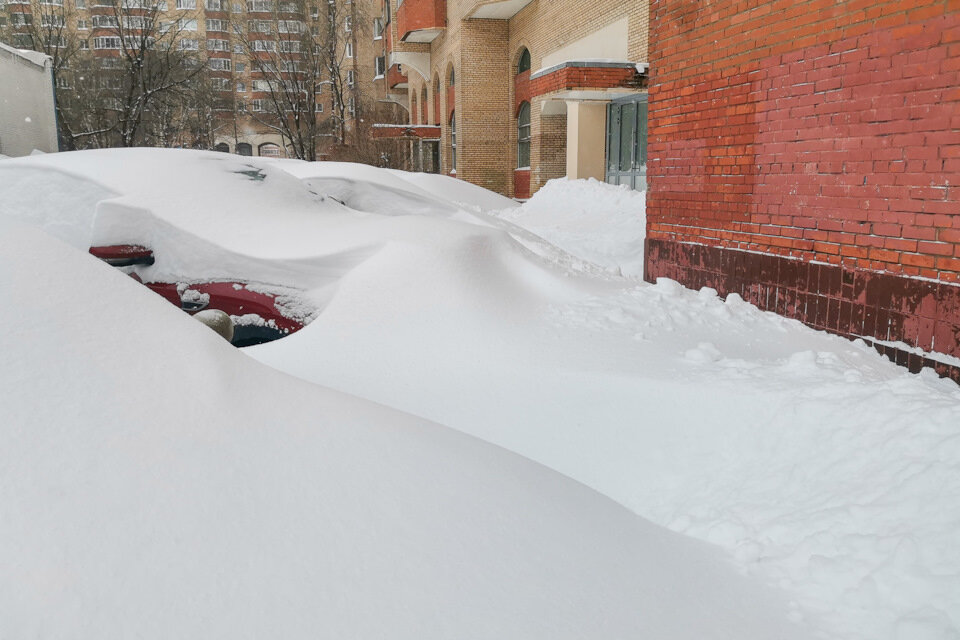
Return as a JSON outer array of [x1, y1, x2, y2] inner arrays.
[[0, 0, 404, 158]]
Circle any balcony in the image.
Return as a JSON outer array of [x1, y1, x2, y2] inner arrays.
[[395, 0, 445, 43], [464, 0, 532, 19], [386, 63, 407, 89]]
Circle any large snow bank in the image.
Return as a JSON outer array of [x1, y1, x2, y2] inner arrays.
[[0, 219, 807, 638], [491, 177, 646, 277], [3, 149, 959, 640]]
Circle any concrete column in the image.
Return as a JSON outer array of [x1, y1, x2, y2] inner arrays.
[[565, 100, 608, 181]]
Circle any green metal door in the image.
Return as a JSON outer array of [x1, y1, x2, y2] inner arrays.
[[605, 95, 648, 190]]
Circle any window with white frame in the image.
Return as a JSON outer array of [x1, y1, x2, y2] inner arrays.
[[280, 60, 299, 71], [179, 38, 198, 49], [41, 14, 66, 27], [449, 111, 456, 171], [252, 79, 271, 91], [248, 19, 271, 31], [345, 41, 353, 58], [206, 18, 227, 30], [246, 0, 269, 11], [236, 81, 246, 92], [346, 69, 355, 87], [211, 77, 230, 90], [94, 36, 121, 48], [175, 0, 194, 8], [208, 57, 231, 69], [75, 0, 86, 7], [374, 56, 385, 77], [251, 98, 266, 111], [235, 61, 245, 71], [344, 15, 351, 31], [347, 96, 355, 116], [207, 39, 229, 50], [278, 19, 300, 32], [231, 1, 241, 11], [178, 18, 197, 30], [79, 38, 89, 49], [56, 75, 71, 89], [373, 16, 383, 39], [11, 12, 32, 25], [77, 18, 88, 29], [279, 39, 299, 52], [205, 0, 220, 9], [92, 15, 118, 27], [252, 39, 274, 51], [122, 15, 152, 28], [517, 101, 530, 168], [39, 0, 64, 5]]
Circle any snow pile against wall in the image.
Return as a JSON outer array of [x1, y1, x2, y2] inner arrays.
[[3, 149, 959, 640], [491, 177, 647, 277], [0, 219, 803, 639]]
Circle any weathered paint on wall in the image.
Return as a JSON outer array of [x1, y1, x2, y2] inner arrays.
[[0, 43, 58, 157]]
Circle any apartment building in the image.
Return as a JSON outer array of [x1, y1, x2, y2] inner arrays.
[[370, 0, 649, 198], [0, 0, 399, 158]]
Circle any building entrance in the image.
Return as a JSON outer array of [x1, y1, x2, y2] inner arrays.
[[605, 95, 648, 190]]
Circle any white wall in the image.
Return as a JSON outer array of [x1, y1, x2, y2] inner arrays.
[[0, 43, 59, 157]]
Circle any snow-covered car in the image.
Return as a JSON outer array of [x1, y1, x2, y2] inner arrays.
[[89, 243, 304, 346]]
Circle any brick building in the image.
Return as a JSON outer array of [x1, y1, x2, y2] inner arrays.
[[371, 0, 650, 198], [0, 0, 399, 158], [645, 0, 960, 380]]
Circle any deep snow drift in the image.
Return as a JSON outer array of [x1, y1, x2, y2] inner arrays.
[[2, 149, 959, 640], [0, 219, 803, 638]]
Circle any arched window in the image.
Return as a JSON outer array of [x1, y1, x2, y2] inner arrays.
[[411, 95, 418, 124], [449, 68, 455, 86], [214, 142, 229, 153], [517, 101, 530, 168], [236, 142, 253, 156], [449, 111, 456, 172], [420, 86, 427, 125], [433, 76, 440, 125], [517, 48, 530, 74], [258, 142, 281, 157]]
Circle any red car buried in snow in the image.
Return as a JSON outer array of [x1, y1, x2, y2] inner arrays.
[[89, 244, 306, 347]]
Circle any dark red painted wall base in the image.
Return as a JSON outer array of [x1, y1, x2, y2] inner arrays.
[[645, 238, 960, 384], [514, 169, 530, 199]]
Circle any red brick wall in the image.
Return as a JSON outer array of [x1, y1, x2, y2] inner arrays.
[[446, 83, 456, 121], [646, 0, 960, 374], [529, 66, 644, 98], [514, 169, 531, 199], [648, 0, 959, 280], [396, 0, 446, 41], [514, 69, 532, 112]]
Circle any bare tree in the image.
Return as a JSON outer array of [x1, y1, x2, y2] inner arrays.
[[97, 0, 205, 146], [230, 0, 367, 160]]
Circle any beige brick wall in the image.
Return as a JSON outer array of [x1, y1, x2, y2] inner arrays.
[[382, 0, 649, 196]]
